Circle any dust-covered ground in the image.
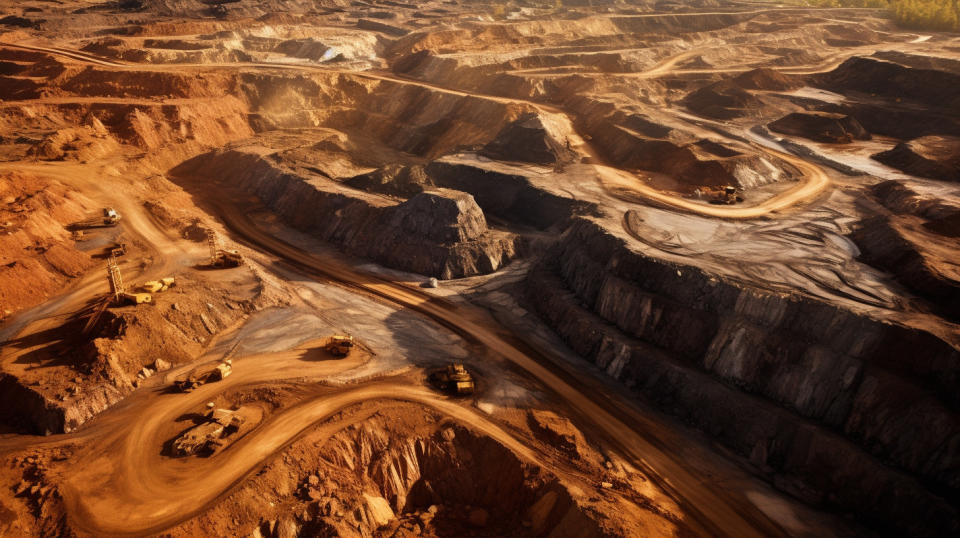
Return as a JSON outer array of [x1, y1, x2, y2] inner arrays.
[[0, 0, 958, 537]]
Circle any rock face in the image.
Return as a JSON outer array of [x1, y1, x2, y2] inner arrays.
[[480, 112, 578, 166], [424, 161, 595, 230], [732, 67, 800, 91], [769, 112, 870, 143], [872, 136, 960, 182], [370, 189, 517, 279], [383, 189, 486, 244], [344, 164, 433, 197], [851, 182, 960, 321], [813, 56, 960, 113], [175, 149, 519, 279], [526, 217, 960, 537], [317, 421, 603, 536], [682, 80, 761, 119]]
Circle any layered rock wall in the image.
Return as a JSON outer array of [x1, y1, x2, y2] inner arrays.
[[526, 218, 960, 536], [178, 150, 519, 279]]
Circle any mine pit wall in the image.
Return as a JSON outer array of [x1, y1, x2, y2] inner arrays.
[[0, 373, 64, 436], [526, 218, 960, 536], [1, 358, 128, 437], [330, 423, 602, 536], [561, 96, 795, 191], [424, 161, 596, 230], [175, 150, 518, 279], [852, 216, 960, 321]]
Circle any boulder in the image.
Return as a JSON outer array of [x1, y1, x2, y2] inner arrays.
[[359, 494, 394, 529]]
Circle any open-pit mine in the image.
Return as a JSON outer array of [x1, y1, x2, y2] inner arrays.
[[0, 0, 958, 536]]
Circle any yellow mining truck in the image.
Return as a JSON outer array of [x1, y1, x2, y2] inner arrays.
[[429, 363, 476, 395], [173, 360, 233, 392], [172, 407, 244, 457], [325, 335, 355, 358], [709, 186, 741, 205], [211, 250, 243, 268]]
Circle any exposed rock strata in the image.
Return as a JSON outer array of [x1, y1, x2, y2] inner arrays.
[[851, 184, 960, 322], [480, 112, 578, 166], [769, 112, 870, 144], [424, 161, 595, 229], [872, 136, 960, 183], [526, 218, 960, 537], [176, 149, 519, 279]]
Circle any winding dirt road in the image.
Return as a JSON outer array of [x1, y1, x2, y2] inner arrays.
[[193, 195, 789, 538], [0, 39, 833, 220], [0, 13, 873, 535]]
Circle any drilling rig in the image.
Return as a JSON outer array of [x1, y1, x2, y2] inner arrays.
[[207, 230, 243, 268], [107, 255, 152, 305], [83, 255, 149, 334]]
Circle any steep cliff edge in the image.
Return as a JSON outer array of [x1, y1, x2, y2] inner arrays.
[[173, 148, 519, 279], [850, 181, 960, 322], [872, 136, 960, 183], [526, 217, 960, 537]]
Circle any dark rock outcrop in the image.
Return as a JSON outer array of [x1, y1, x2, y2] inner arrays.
[[345, 164, 434, 197], [479, 113, 578, 166], [424, 161, 595, 230], [872, 136, 960, 183], [769, 112, 870, 144], [812, 56, 960, 113], [851, 213, 960, 321], [683, 80, 761, 119], [175, 149, 519, 279], [525, 218, 960, 537], [870, 180, 960, 221]]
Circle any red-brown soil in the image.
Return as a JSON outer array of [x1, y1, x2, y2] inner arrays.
[[0, 1, 957, 537]]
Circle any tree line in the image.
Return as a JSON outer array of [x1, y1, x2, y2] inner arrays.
[[809, 0, 960, 31]]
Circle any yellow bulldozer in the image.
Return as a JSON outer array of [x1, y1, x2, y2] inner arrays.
[[324, 335, 355, 358], [429, 363, 476, 395]]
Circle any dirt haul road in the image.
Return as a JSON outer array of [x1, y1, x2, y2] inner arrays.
[[64, 377, 547, 536], [193, 195, 789, 538], [0, 161, 204, 333], [0, 41, 832, 220]]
